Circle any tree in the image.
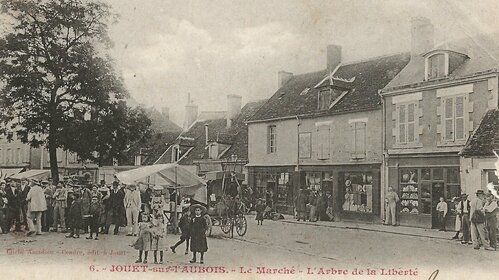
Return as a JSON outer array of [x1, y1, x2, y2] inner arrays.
[[0, 0, 150, 182]]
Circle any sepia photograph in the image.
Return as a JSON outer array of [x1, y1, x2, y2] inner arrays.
[[0, 1, 498, 279]]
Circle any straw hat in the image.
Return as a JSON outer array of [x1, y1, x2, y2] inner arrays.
[[189, 204, 207, 215]]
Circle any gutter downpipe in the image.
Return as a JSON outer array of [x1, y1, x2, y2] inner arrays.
[[378, 90, 387, 224]]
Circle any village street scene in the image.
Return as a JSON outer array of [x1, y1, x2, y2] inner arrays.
[[0, 1, 498, 280]]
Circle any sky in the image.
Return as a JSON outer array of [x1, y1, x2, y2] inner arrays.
[[98, 0, 499, 126]]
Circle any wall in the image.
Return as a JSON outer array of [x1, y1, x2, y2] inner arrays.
[[460, 157, 498, 195], [385, 78, 498, 151], [248, 110, 383, 166]]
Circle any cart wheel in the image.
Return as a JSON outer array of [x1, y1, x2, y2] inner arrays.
[[220, 216, 231, 234], [236, 215, 247, 236], [204, 215, 213, 237]]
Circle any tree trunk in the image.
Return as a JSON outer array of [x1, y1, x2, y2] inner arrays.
[[48, 125, 59, 184]]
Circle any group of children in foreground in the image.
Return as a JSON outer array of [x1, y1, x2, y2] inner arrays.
[[132, 204, 208, 264]]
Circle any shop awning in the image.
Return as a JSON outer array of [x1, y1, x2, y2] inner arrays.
[[0, 168, 25, 179], [10, 169, 51, 180], [205, 171, 245, 181], [115, 163, 207, 204]]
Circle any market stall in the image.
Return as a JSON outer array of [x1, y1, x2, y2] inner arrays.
[[115, 163, 207, 231], [10, 169, 51, 181]]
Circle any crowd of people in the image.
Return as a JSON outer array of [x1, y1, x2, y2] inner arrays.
[[294, 189, 334, 222], [0, 176, 210, 264]]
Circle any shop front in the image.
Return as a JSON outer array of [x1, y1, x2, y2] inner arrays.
[[298, 164, 382, 223], [387, 155, 461, 229], [247, 166, 297, 215]]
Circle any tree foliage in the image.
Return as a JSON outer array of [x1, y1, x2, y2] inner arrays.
[[0, 0, 151, 181]]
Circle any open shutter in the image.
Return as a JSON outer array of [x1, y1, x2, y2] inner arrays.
[[407, 103, 415, 143], [398, 104, 407, 144], [444, 98, 454, 141], [455, 96, 465, 140]]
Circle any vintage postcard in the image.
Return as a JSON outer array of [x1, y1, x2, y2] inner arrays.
[[0, 0, 498, 280]]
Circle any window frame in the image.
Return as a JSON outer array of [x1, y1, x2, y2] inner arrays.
[[316, 125, 330, 160], [441, 94, 467, 143], [425, 52, 449, 80], [350, 121, 366, 160], [267, 125, 277, 154]]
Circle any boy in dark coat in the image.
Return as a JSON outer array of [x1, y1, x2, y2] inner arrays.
[[86, 195, 102, 240], [170, 208, 191, 254], [190, 205, 208, 264], [255, 199, 265, 225], [66, 192, 82, 238]]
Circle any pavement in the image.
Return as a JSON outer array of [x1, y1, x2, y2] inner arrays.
[[278, 214, 454, 240], [1, 215, 498, 280]]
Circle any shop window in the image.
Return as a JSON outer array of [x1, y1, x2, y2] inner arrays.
[[420, 182, 432, 214], [350, 122, 366, 159], [486, 170, 499, 191], [433, 168, 444, 180], [276, 173, 291, 208], [267, 125, 277, 154], [306, 172, 322, 191], [400, 169, 420, 215], [341, 172, 373, 213]]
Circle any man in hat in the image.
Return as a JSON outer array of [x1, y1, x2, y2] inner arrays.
[[52, 182, 68, 232], [470, 189, 494, 250], [459, 193, 472, 244], [41, 180, 54, 232], [105, 181, 125, 235], [19, 178, 31, 230], [5, 181, 21, 232], [0, 180, 8, 233], [26, 181, 47, 236], [124, 184, 141, 236]]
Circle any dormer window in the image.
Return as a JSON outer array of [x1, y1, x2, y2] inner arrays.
[[424, 51, 449, 80], [318, 89, 333, 110]]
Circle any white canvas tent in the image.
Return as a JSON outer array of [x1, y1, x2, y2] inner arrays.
[[10, 169, 51, 180], [115, 163, 207, 204]]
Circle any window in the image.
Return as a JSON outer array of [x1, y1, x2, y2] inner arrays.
[[267, 125, 277, 153], [171, 145, 180, 162], [298, 132, 311, 158], [208, 143, 218, 159], [427, 53, 446, 79], [442, 95, 466, 142], [486, 170, 499, 191], [318, 89, 332, 111], [306, 172, 322, 191], [317, 125, 330, 159], [350, 122, 366, 159], [396, 103, 418, 144], [341, 172, 373, 213]]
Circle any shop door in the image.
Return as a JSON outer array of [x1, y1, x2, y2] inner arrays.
[[431, 182, 444, 228]]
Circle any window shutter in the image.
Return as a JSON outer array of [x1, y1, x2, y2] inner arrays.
[[455, 96, 465, 140], [444, 98, 454, 141], [317, 125, 330, 159], [407, 103, 415, 143], [358, 122, 366, 156], [398, 104, 406, 144]]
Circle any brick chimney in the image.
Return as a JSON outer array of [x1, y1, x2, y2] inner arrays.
[[183, 94, 198, 130], [226, 94, 242, 128], [278, 71, 293, 88], [411, 17, 434, 58], [326, 44, 342, 73]]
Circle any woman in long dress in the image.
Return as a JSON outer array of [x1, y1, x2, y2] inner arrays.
[[190, 205, 208, 264]]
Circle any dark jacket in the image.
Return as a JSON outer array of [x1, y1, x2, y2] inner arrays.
[[80, 188, 92, 215], [5, 187, 20, 209], [68, 198, 83, 228], [190, 216, 208, 253], [178, 214, 192, 237], [294, 191, 308, 212]]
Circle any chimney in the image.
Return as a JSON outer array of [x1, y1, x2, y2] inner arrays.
[[411, 17, 434, 58], [278, 71, 293, 88], [204, 124, 209, 145], [326, 44, 342, 73], [161, 107, 170, 120], [183, 94, 198, 130], [226, 94, 242, 128]]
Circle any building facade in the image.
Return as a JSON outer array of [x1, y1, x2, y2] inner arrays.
[[380, 17, 499, 228], [247, 45, 411, 222]]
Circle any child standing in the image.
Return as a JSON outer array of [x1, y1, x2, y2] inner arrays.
[[255, 199, 265, 225], [150, 186, 167, 217], [189, 205, 208, 264], [151, 214, 167, 264], [132, 213, 152, 264], [170, 208, 191, 255], [86, 195, 102, 240], [66, 192, 82, 238]]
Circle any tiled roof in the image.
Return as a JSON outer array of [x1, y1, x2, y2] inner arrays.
[[153, 100, 266, 165], [385, 33, 499, 90], [139, 131, 181, 165], [249, 52, 411, 122], [460, 109, 499, 157]]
